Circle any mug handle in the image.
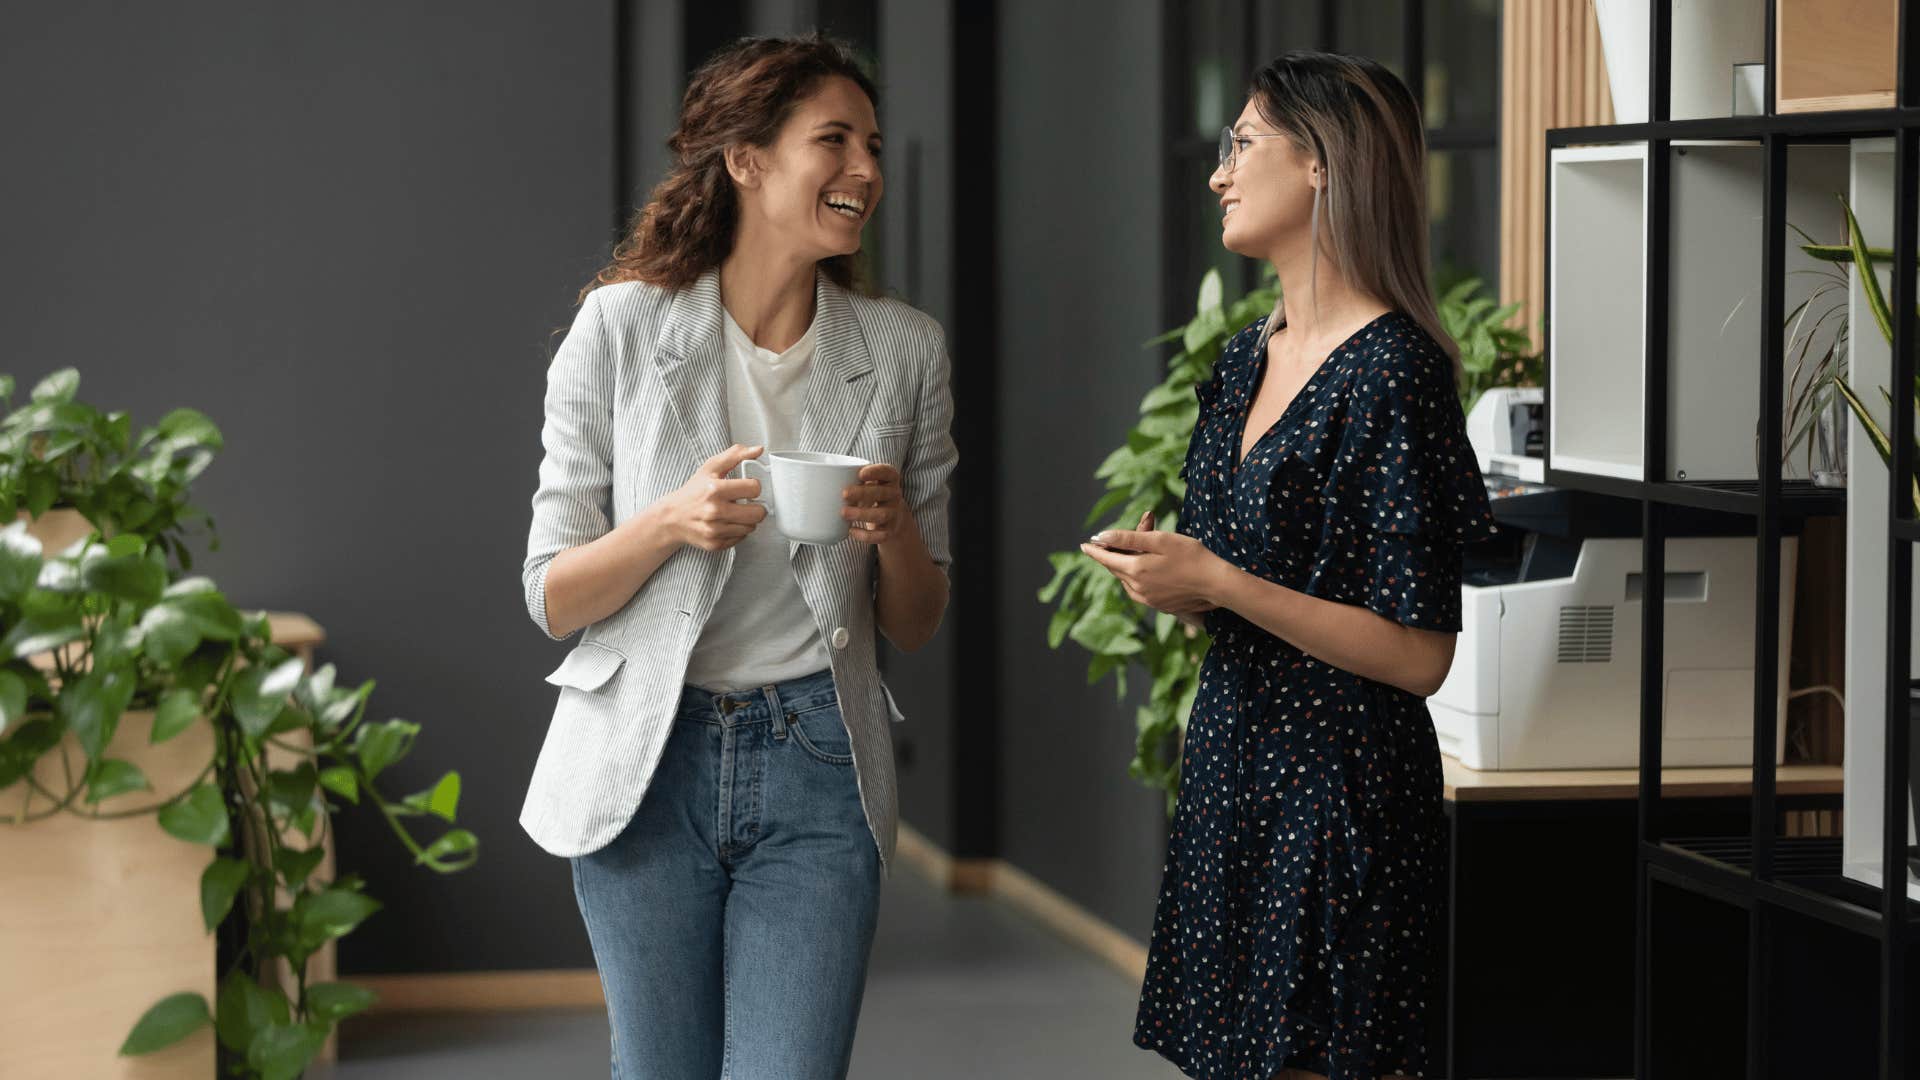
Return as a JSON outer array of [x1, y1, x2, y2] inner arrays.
[[738, 458, 776, 517]]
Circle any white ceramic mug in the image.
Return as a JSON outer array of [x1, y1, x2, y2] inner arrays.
[[738, 451, 869, 545]]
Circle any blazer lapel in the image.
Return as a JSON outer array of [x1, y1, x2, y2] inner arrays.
[[650, 269, 731, 464], [793, 272, 876, 460]]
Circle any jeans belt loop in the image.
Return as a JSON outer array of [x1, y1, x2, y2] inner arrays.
[[765, 684, 789, 740]]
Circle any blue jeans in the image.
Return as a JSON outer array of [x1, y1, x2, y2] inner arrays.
[[569, 668, 883, 1080]]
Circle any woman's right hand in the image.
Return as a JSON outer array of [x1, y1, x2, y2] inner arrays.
[[654, 444, 769, 551]]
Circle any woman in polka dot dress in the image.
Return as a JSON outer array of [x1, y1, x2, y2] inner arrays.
[[1081, 52, 1499, 1080]]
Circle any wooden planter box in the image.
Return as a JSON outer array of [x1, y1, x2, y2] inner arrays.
[[1, 712, 219, 1078], [1, 512, 332, 1075]]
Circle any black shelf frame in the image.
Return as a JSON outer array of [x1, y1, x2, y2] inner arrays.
[[1537, 2, 1919, 1076]]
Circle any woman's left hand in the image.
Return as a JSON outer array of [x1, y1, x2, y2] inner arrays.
[[1080, 519, 1227, 616], [843, 463, 910, 545]]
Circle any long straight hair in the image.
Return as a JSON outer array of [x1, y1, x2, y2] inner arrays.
[[1250, 51, 1459, 374]]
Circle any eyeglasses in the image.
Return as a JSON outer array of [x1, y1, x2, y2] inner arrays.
[[1217, 126, 1290, 174]]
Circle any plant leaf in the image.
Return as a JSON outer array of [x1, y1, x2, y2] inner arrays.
[[151, 687, 200, 743], [273, 844, 328, 887], [353, 718, 418, 779], [85, 757, 150, 802], [216, 970, 291, 1054], [0, 669, 27, 737], [1194, 267, 1223, 317], [0, 522, 44, 602], [119, 992, 210, 1055], [1, 606, 84, 660], [418, 827, 479, 868], [79, 551, 166, 605], [318, 764, 359, 804], [232, 657, 305, 737], [305, 981, 379, 1025], [0, 717, 62, 791], [61, 666, 137, 760], [1842, 194, 1895, 345], [248, 1022, 326, 1080], [158, 783, 230, 847], [138, 589, 241, 667], [402, 771, 461, 822], [31, 368, 80, 403], [295, 888, 382, 948], [200, 857, 250, 932]]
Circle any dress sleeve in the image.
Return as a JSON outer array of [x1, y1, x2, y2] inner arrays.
[[1311, 340, 1499, 632]]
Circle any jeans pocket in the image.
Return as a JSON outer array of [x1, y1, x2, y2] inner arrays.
[[787, 703, 855, 766]]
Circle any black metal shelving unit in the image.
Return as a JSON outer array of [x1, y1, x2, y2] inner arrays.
[[1539, 2, 1919, 1076]]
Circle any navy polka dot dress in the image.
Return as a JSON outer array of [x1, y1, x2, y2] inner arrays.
[[1133, 311, 1498, 1079]]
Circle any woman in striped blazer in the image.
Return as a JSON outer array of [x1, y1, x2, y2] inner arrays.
[[518, 35, 956, 1080]]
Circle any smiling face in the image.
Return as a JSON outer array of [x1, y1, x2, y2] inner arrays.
[[730, 75, 883, 263], [1209, 97, 1321, 259]]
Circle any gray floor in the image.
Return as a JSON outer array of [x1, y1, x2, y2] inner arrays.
[[309, 864, 1185, 1079]]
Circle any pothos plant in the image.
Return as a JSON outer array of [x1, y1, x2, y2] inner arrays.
[[1038, 268, 1539, 812], [0, 369, 476, 1079]]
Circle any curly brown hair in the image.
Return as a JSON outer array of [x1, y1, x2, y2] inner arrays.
[[582, 34, 878, 299]]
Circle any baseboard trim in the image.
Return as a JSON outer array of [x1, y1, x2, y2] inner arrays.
[[357, 969, 605, 1012], [357, 828, 1147, 1014], [895, 823, 1148, 984], [893, 820, 997, 893]]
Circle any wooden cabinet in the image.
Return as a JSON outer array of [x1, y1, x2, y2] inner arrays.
[[1776, 0, 1898, 113]]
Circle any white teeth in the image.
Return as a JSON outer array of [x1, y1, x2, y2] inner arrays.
[[823, 192, 866, 218]]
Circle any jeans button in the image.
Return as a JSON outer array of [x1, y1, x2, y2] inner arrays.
[[830, 626, 849, 649]]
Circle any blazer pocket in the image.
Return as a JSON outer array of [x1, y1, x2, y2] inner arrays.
[[868, 417, 913, 440], [544, 641, 627, 693]]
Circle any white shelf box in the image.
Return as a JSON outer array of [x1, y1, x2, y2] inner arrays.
[[1550, 143, 1647, 482], [1549, 141, 1852, 485], [1667, 142, 1849, 484], [1842, 137, 1920, 903]]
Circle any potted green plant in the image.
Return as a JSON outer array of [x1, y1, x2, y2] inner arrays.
[[0, 369, 475, 1079], [1798, 196, 1920, 511], [1038, 269, 1538, 808]]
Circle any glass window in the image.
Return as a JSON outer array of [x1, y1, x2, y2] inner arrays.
[[1164, 0, 1502, 324], [1428, 146, 1499, 287], [1186, 0, 1245, 138], [1257, 1, 1324, 59], [1337, 0, 1406, 79], [1424, 0, 1500, 130]]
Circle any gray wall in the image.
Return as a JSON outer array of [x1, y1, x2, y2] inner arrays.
[[3, 0, 1175, 976], [871, 0, 960, 847], [993, 0, 1173, 939], [1, 2, 616, 974]]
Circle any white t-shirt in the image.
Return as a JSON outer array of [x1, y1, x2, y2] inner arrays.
[[682, 307, 831, 692]]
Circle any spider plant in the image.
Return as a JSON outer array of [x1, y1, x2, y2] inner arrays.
[[1805, 195, 1920, 513], [1780, 220, 1855, 483]]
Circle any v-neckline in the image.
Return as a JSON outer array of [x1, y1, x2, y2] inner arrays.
[[1231, 311, 1394, 473]]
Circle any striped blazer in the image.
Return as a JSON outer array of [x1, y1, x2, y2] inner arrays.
[[519, 268, 957, 865]]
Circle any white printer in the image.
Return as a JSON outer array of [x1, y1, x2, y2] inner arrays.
[[1430, 387, 1795, 770]]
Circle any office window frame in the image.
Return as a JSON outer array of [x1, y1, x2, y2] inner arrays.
[[1160, 0, 1503, 328]]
